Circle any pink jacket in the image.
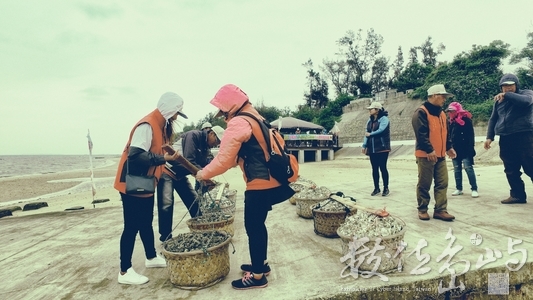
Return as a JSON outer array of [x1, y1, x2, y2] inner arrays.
[[201, 84, 281, 190]]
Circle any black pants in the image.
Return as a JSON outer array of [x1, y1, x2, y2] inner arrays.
[[244, 189, 273, 274], [499, 132, 533, 200], [119, 193, 157, 272], [369, 152, 389, 189]]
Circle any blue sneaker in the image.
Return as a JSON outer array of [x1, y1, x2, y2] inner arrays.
[[231, 272, 268, 290]]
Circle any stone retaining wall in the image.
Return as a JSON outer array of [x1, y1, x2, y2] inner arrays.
[[339, 92, 489, 145]]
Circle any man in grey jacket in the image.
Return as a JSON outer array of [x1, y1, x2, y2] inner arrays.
[[484, 73, 533, 204]]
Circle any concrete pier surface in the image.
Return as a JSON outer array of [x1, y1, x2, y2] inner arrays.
[[1, 147, 532, 299]]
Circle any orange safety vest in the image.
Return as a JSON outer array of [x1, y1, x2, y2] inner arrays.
[[114, 109, 167, 196], [415, 105, 447, 158]]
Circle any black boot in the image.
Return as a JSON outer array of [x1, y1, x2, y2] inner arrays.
[[382, 188, 390, 197], [371, 188, 381, 196]]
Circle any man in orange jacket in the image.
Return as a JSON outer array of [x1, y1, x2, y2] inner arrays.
[[412, 84, 457, 221]]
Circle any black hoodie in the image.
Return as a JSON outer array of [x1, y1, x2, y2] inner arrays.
[[486, 74, 533, 139]]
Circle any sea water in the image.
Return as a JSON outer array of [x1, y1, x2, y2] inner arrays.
[[0, 155, 119, 204], [0, 155, 118, 178]]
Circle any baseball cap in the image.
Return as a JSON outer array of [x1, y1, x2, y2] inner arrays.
[[201, 122, 212, 129], [211, 125, 225, 141], [427, 84, 454, 97], [366, 102, 383, 110]]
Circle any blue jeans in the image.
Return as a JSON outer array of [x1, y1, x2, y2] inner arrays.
[[452, 157, 478, 191]]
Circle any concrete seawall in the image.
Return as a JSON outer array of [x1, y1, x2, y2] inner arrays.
[[338, 94, 488, 146]]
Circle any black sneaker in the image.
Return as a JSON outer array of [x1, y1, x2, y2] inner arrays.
[[231, 273, 268, 290], [240, 263, 271, 276], [370, 188, 381, 196], [382, 188, 390, 197]]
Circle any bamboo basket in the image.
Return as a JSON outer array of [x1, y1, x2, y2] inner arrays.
[[289, 179, 316, 205], [312, 200, 357, 238], [161, 231, 231, 289], [199, 185, 237, 216], [186, 215, 235, 236], [295, 196, 328, 219], [337, 215, 406, 273]]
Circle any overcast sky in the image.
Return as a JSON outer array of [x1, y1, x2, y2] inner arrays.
[[1, 0, 532, 155]]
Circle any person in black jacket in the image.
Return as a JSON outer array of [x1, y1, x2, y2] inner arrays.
[[484, 73, 533, 204], [156, 126, 224, 242], [446, 102, 478, 198], [362, 102, 391, 197]]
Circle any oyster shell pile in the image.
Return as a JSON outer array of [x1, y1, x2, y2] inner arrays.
[[312, 199, 351, 212], [199, 183, 236, 214], [190, 212, 232, 224], [164, 231, 229, 253], [338, 211, 404, 239], [289, 177, 316, 192], [294, 186, 331, 200]]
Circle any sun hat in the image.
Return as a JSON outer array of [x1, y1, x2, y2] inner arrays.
[[201, 122, 212, 130], [427, 84, 453, 97], [366, 102, 383, 110]]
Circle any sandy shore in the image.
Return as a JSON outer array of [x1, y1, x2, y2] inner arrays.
[[0, 143, 505, 217]]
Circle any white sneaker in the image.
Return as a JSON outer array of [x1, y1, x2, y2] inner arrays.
[[145, 254, 167, 268], [471, 190, 479, 198], [452, 190, 463, 196], [118, 268, 149, 285]]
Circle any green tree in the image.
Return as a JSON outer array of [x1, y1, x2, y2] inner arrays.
[[322, 59, 350, 96], [370, 56, 390, 93], [292, 105, 320, 123], [408, 47, 418, 64], [390, 62, 433, 93], [410, 40, 511, 122], [418, 36, 445, 67], [516, 68, 533, 90], [302, 59, 329, 108], [316, 94, 354, 130], [336, 28, 384, 96], [391, 46, 404, 82], [510, 31, 533, 89]]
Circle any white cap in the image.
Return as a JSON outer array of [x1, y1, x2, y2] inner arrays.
[[211, 125, 225, 141], [366, 102, 383, 110], [427, 84, 453, 97], [201, 122, 212, 129]]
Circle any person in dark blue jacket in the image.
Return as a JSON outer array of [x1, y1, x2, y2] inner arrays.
[[362, 101, 391, 196], [484, 73, 533, 204]]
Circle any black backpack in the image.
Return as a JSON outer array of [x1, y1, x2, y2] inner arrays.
[[238, 112, 299, 185]]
